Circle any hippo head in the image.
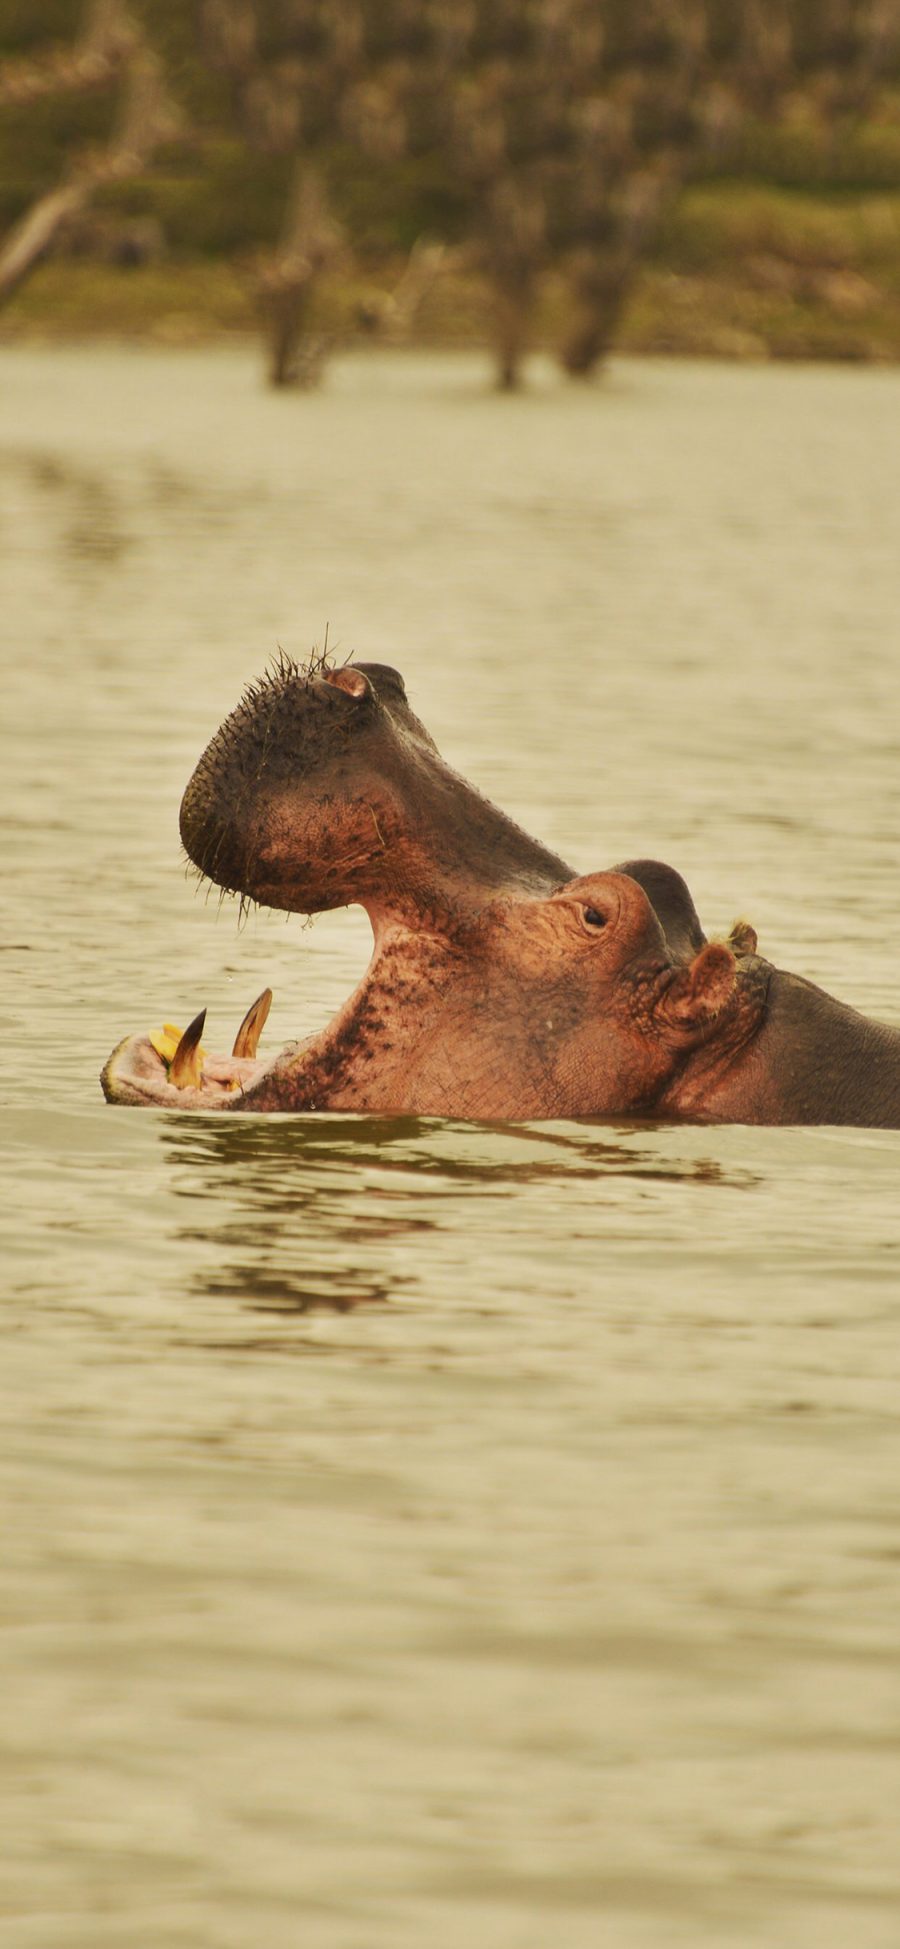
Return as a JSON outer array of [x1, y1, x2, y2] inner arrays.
[[103, 657, 765, 1120], [452, 870, 765, 1120]]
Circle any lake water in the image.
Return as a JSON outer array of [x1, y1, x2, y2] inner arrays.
[[3, 345, 900, 1947]]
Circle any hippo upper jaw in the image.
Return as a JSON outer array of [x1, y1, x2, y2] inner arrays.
[[178, 656, 570, 926]]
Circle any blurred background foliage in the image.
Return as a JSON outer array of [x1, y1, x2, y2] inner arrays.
[[1, 0, 899, 384]]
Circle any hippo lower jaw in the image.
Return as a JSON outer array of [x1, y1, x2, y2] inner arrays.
[[101, 914, 435, 1115], [100, 1035, 271, 1110], [102, 977, 319, 1112], [101, 914, 465, 1115], [100, 985, 288, 1111]]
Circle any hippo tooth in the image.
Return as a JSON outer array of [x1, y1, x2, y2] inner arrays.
[[169, 1009, 207, 1088], [149, 1020, 200, 1064], [232, 987, 273, 1060]]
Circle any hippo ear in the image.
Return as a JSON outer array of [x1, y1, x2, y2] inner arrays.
[[660, 942, 738, 1034]]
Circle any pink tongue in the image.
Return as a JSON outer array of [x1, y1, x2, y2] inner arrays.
[[204, 1054, 267, 1093]]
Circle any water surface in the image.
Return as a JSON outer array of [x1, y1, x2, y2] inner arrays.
[[3, 347, 900, 1948]]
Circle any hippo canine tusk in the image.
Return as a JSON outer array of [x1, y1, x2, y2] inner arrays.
[[232, 987, 272, 1059], [169, 1009, 207, 1088]]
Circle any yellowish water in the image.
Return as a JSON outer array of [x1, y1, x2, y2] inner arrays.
[[3, 347, 900, 1948]]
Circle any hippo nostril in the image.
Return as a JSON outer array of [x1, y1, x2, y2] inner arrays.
[[583, 906, 608, 930], [323, 667, 371, 702]]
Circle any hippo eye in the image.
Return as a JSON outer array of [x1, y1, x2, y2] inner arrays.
[[582, 905, 607, 930]]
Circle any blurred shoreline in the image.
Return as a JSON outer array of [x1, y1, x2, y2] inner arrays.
[[4, 183, 899, 365]]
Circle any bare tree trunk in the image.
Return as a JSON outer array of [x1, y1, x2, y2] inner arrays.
[[254, 166, 340, 388], [0, 8, 179, 312], [559, 171, 678, 380], [560, 250, 642, 377], [480, 177, 544, 392], [0, 183, 92, 305], [491, 275, 532, 391], [356, 240, 454, 342], [0, 0, 128, 107]]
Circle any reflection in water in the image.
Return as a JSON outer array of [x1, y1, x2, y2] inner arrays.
[[3, 444, 263, 581], [162, 1107, 757, 1184], [10, 449, 135, 565], [161, 1112, 756, 1316]]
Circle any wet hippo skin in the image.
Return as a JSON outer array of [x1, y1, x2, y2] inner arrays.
[[102, 656, 900, 1127]]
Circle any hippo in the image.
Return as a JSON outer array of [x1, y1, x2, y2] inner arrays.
[[102, 655, 900, 1127]]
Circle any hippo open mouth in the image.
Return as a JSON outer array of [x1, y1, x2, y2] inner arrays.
[[104, 652, 751, 1119], [102, 653, 900, 1127]]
